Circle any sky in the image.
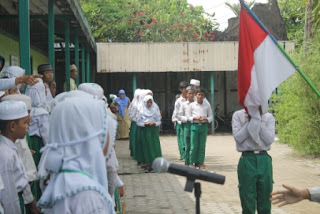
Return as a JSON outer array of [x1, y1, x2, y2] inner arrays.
[[187, 0, 268, 30]]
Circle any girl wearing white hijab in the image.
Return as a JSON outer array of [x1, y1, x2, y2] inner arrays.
[[37, 97, 114, 214], [128, 89, 141, 158], [134, 89, 148, 165], [137, 95, 162, 172], [25, 78, 49, 201], [78, 83, 124, 211]]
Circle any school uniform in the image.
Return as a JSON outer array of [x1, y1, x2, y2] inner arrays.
[[0, 101, 34, 214], [178, 100, 194, 165], [25, 79, 49, 201], [172, 96, 187, 160], [128, 89, 141, 158], [137, 95, 162, 166], [232, 109, 275, 214], [187, 100, 213, 165], [37, 97, 114, 214], [113, 90, 131, 140]]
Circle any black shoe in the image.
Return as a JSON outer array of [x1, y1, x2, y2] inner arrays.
[[144, 168, 150, 173], [149, 168, 155, 173]]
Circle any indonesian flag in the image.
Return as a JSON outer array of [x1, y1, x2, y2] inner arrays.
[[238, 1, 296, 141]]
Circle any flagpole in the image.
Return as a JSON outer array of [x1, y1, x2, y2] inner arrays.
[[239, 0, 320, 99]]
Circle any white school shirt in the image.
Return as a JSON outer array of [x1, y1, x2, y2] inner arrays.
[[232, 109, 275, 152], [0, 135, 33, 214], [44, 83, 53, 113], [309, 187, 320, 203], [28, 114, 49, 145], [172, 96, 187, 124], [43, 190, 113, 214], [178, 100, 194, 123], [187, 101, 213, 123], [0, 78, 15, 91], [16, 137, 37, 182]]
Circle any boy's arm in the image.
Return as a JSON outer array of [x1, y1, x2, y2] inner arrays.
[[39, 115, 49, 145], [259, 114, 276, 145], [232, 111, 250, 144], [0, 173, 21, 213], [206, 104, 213, 123]]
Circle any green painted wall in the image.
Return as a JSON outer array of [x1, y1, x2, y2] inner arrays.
[[0, 33, 48, 74]]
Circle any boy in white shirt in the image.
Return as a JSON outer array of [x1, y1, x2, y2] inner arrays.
[[187, 88, 213, 169]]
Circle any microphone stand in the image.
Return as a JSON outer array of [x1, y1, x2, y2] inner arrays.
[[184, 177, 202, 214]]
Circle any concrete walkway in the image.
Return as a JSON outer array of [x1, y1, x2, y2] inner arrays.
[[116, 135, 320, 214]]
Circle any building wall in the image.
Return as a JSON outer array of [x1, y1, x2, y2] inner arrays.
[[0, 33, 48, 74]]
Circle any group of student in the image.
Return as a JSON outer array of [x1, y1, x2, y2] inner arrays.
[[128, 89, 162, 173], [172, 79, 213, 170], [0, 59, 123, 214]]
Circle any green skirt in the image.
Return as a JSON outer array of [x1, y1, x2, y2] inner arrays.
[[135, 126, 144, 163], [28, 135, 43, 202], [140, 126, 162, 164], [114, 188, 122, 214], [129, 121, 137, 158]]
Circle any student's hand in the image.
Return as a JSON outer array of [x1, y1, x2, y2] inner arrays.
[[150, 122, 155, 126], [270, 184, 310, 207], [145, 122, 150, 126], [193, 116, 201, 120], [16, 75, 43, 86], [118, 186, 125, 197], [26, 199, 41, 214], [30, 150, 35, 155]]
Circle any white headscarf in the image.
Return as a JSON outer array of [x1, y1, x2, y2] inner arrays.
[[128, 89, 141, 121], [2, 66, 25, 78], [25, 78, 48, 117], [78, 83, 117, 159], [2, 66, 25, 93], [78, 83, 104, 100], [51, 90, 93, 110], [142, 95, 157, 117], [37, 97, 113, 211]]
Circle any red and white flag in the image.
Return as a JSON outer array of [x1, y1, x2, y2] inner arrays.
[[238, 1, 296, 141]]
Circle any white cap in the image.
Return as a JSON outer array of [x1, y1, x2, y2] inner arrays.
[[0, 100, 28, 120], [190, 79, 200, 86], [1, 94, 32, 111]]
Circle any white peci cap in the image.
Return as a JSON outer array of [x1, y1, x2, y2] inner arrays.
[[0, 100, 28, 120], [190, 79, 200, 86]]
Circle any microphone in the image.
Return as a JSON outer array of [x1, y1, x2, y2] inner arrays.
[[152, 158, 225, 190]]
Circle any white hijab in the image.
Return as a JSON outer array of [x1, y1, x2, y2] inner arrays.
[[128, 89, 141, 121], [25, 78, 48, 117], [78, 83, 117, 159], [37, 97, 113, 211]]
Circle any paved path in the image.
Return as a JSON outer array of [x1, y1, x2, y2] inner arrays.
[[116, 135, 320, 214]]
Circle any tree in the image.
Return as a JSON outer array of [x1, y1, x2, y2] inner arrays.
[[225, 1, 255, 17], [80, 0, 219, 42]]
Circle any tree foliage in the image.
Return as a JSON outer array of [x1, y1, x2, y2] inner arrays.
[[271, 34, 320, 156], [80, 0, 218, 42]]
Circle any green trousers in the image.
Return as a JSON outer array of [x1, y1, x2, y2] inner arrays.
[[140, 126, 162, 164], [29, 135, 43, 202], [135, 126, 144, 163], [183, 123, 191, 165], [19, 194, 24, 214], [190, 123, 208, 164], [237, 152, 273, 214], [176, 123, 185, 159], [129, 121, 137, 158]]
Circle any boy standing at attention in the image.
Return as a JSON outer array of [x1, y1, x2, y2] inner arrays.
[[187, 88, 212, 170], [0, 101, 39, 213], [172, 81, 189, 161], [178, 86, 195, 166]]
